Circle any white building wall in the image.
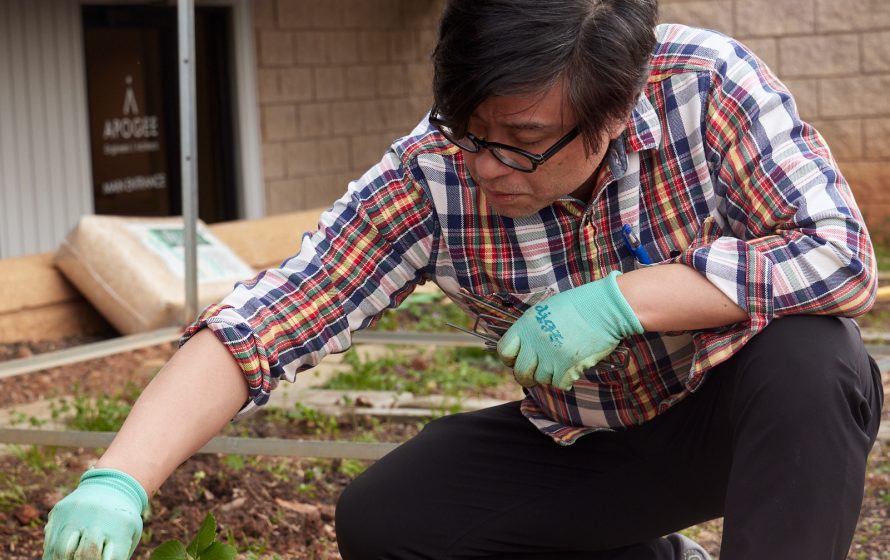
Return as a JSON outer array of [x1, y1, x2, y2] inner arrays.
[[0, 0, 93, 258]]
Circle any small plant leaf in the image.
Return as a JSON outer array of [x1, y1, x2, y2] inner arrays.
[[199, 542, 238, 560], [187, 512, 218, 557], [149, 540, 188, 560]]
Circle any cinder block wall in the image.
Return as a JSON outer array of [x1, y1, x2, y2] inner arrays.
[[255, 0, 889, 237], [253, 0, 442, 213], [661, 0, 890, 237]]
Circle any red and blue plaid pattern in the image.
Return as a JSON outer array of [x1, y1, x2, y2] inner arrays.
[[183, 25, 875, 445]]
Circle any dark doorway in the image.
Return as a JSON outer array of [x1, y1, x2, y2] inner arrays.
[[82, 5, 238, 224]]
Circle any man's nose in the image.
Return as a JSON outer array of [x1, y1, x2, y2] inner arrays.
[[468, 148, 512, 182]]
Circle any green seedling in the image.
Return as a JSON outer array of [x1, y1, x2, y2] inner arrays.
[[370, 293, 472, 332], [150, 512, 236, 560], [10, 445, 58, 474], [325, 345, 504, 398]]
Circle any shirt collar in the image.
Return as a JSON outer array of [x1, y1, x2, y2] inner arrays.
[[603, 94, 662, 180], [624, 94, 662, 153]]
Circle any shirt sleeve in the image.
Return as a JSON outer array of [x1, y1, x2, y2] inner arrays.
[[676, 38, 877, 373], [180, 148, 439, 418]]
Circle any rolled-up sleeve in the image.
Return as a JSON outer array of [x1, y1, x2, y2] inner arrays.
[[681, 40, 876, 329], [181, 149, 438, 418], [671, 39, 876, 379]]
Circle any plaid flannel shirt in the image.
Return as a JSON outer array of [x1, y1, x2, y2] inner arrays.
[[183, 24, 876, 445]]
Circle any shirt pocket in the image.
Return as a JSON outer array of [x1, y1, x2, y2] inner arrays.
[[633, 215, 725, 271]]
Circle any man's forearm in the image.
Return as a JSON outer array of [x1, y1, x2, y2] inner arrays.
[[95, 329, 248, 495], [616, 263, 749, 332]]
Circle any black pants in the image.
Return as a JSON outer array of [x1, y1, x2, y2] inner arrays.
[[336, 316, 884, 559]]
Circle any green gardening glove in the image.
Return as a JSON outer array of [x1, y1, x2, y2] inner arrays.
[[43, 468, 148, 560], [497, 271, 644, 391]]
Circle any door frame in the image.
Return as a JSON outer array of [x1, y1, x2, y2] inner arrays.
[[78, 0, 265, 220]]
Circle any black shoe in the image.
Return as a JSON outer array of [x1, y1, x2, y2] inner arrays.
[[665, 533, 712, 560]]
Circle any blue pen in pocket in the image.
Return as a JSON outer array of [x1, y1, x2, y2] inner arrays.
[[621, 224, 653, 265]]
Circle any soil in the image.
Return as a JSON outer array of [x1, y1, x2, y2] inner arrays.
[[0, 321, 888, 559]]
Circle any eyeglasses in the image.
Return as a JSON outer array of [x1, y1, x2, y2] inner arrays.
[[430, 111, 580, 173]]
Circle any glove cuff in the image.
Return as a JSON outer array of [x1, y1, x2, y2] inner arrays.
[[578, 271, 644, 338], [80, 468, 149, 516]]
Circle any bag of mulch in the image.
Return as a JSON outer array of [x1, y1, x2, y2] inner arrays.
[[54, 215, 256, 335]]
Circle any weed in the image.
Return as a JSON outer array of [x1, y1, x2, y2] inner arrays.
[[0, 473, 28, 511], [149, 512, 236, 560], [338, 458, 367, 478], [370, 292, 472, 332], [263, 402, 340, 437], [9, 445, 58, 474], [324, 345, 505, 398], [54, 382, 143, 432], [220, 455, 245, 472]]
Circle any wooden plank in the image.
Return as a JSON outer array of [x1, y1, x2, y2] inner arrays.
[[0, 253, 82, 314], [210, 208, 325, 270], [0, 301, 109, 344], [0, 209, 328, 342], [0, 428, 400, 460]]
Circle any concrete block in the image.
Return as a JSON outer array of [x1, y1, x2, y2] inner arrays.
[[327, 31, 360, 65], [331, 100, 366, 135], [285, 138, 351, 176], [306, 0, 345, 29], [736, 38, 779, 73], [810, 119, 863, 161], [254, 0, 278, 29], [314, 67, 346, 101], [267, 178, 305, 213], [864, 118, 890, 161], [376, 64, 407, 97], [405, 62, 433, 95], [259, 30, 294, 66], [362, 100, 389, 132], [277, 0, 310, 29], [735, 0, 815, 36], [301, 172, 356, 210], [816, 0, 890, 32], [342, 0, 398, 29], [863, 31, 890, 73], [298, 102, 334, 138], [779, 34, 860, 78], [838, 161, 890, 204], [257, 68, 282, 103], [417, 29, 438, 56], [345, 66, 378, 99], [388, 31, 421, 63], [659, 1, 734, 35], [295, 31, 328, 65], [279, 68, 315, 102], [351, 132, 398, 169], [263, 142, 287, 180], [400, 0, 444, 29], [358, 31, 390, 64], [407, 95, 434, 123], [782, 78, 819, 120], [820, 75, 890, 117], [263, 105, 299, 141]]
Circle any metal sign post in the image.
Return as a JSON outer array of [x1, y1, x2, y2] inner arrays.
[[178, 0, 199, 323]]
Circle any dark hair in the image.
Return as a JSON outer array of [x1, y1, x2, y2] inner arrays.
[[432, 0, 657, 154]]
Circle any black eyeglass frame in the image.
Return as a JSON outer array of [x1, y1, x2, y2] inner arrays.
[[429, 113, 581, 173]]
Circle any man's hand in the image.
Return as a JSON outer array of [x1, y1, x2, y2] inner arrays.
[[497, 271, 643, 390], [43, 468, 147, 560]]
